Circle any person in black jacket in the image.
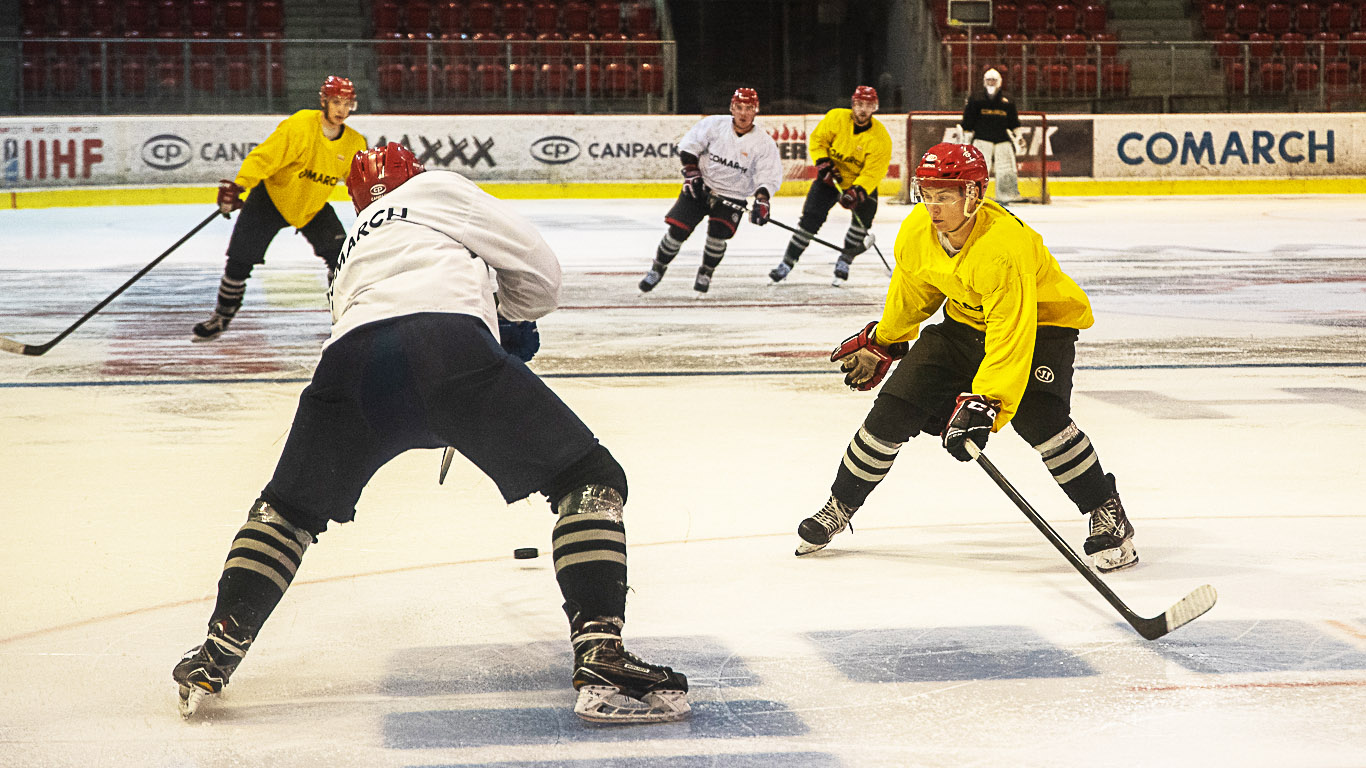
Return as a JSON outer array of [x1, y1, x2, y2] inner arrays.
[[959, 68, 1027, 204]]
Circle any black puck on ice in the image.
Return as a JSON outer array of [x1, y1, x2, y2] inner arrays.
[[513, 547, 540, 560]]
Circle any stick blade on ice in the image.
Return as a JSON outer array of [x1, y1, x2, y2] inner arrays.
[[1134, 584, 1218, 640]]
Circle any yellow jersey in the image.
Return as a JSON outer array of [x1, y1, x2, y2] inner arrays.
[[233, 110, 368, 229], [807, 109, 893, 194], [876, 200, 1094, 428]]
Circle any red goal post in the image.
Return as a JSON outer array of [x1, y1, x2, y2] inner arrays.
[[901, 110, 1051, 204]]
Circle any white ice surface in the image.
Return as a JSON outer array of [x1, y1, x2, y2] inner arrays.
[[1, 196, 1364, 768]]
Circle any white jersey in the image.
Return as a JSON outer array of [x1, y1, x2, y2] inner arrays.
[[325, 170, 560, 349], [678, 114, 783, 200]]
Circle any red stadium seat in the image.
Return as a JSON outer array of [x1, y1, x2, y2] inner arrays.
[[1033, 32, 1060, 61], [1324, 2, 1353, 34], [1200, 3, 1228, 36], [541, 61, 571, 95], [1323, 59, 1350, 86], [504, 1, 532, 33], [1313, 30, 1342, 57], [604, 60, 633, 93], [506, 30, 533, 58], [1292, 60, 1318, 89], [124, 0, 155, 36], [1224, 60, 1246, 91], [404, 0, 432, 34], [599, 31, 628, 58], [537, 32, 567, 60], [943, 32, 968, 61], [1280, 32, 1308, 60], [55, 0, 81, 30], [227, 60, 249, 92], [258, 0, 284, 33], [222, 0, 249, 33], [121, 58, 148, 94], [1073, 62, 1097, 93], [1247, 31, 1276, 61], [410, 62, 438, 95], [1081, 3, 1107, 34], [1021, 3, 1049, 35], [532, 2, 560, 35], [995, 4, 1020, 33], [476, 61, 505, 93], [1264, 3, 1292, 34], [264, 60, 285, 94], [1052, 3, 1078, 33], [638, 59, 662, 94], [573, 61, 601, 92], [88, 0, 118, 36], [1061, 32, 1089, 61], [373, 1, 401, 34], [1101, 61, 1129, 94], [593, 1, 622, 34], [443, 60, 471, 95], [21, 0, 46, 33], [1044, 62, 1070, 92], [187, 0, 214, 31], [155, 58, 182, 91], [1345, 31, 1366, 62], [952, 62, 971, 92], [563, 2, 592, 35], [510, 61, 535, 94], [155, 0, 183, 32], [1232, 3, 1260, 35], [1213, 31, 1241, 60], [626, 1, 657, 35], [1259, 60, 1287, 90], [378, 61, 405, 93], [191, 58, 215, 92], [1092, 31, 1118, 57], [1000, 33, 1028, 61], [434, 2, 463, 33], [467, 1, 497, 34], [1008, 62, 1040, 94], [971, 31, 998, 62], [1292, 3, 1322, 34]]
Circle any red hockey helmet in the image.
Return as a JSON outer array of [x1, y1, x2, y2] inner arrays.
[[347, 142, 425, 214], [912, 142, 989, 206], [851, 85, 879, 106], [320, 75, 357, 107], [731, 87, 759, 108]]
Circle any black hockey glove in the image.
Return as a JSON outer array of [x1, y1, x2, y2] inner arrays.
[[942, 394, 1001, 461], [497, 315, 540, 363], [815, 158, 842, 188], [682, 163, 706, 199], [839, 185, 868, 210], [750, 190, 771, 225]]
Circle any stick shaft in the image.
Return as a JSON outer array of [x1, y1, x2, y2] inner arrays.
[[2, 208, 222, 356]]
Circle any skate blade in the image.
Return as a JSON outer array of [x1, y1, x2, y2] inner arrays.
[[178, 684, 210, 718], [573, 685, 690, 724], [830, 277, 847, 288], [795, 539, 828, 556], [1093, 539, 1138, 573]]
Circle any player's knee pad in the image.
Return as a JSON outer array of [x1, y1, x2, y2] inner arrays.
[[667, 223, 692, 241], [1010, 390, 1073, 447], [864, 393, 938, 444], [541, 444, 628, 511]]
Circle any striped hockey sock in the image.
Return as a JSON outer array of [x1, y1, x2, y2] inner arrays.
[[783, 229, 814, 265], [553, 485, 628, 619], [655, 233, 683, 266], [214, 275, 247, 317], [1033, 421, 1111, 511], [831, 425, 904, 508], [209, 499, 313, 634]]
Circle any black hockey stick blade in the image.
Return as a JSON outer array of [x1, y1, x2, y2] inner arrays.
[[965, 442, 1217, 640], [0, 208, 223, 356]]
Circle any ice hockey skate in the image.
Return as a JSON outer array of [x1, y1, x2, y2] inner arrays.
[[769, 260, 793, 283], [693, 265, 713, 295], [569, 617, 689, 724], [831, 256, 853, 287], [1084, 491, 1138, 572], [191, 310, 233, 342], [638, 260, 667, 292], [172, 617, 252, 717], [796, 495, 857, 555]]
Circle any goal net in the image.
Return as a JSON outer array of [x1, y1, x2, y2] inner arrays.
[[900, 110, 1051, 204]]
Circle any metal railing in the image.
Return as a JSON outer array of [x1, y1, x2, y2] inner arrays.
[[942, 39, 1366, 112], [5, 37, 678, 115]]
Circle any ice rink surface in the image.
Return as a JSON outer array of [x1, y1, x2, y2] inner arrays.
[[1, 194, 1364, 767]]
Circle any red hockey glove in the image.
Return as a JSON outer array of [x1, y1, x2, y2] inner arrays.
[[815, 158, 842, 188], [942, 394, 1001, 461], [682, 163, 706, 199], [750, 190, 771, 225], [830, 321, 902, 391], [217, 179, 244, 215], [839, 184, 868, 210]]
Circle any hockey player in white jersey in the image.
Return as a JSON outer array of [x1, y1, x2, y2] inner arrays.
[[172, 142, 689, 725], [639, 87, 784, 294]]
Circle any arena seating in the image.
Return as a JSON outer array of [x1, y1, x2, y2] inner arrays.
[[19, 0, 287, 98], [1197, 0, 1365, 97]]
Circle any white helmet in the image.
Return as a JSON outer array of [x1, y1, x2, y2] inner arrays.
[[984, 68, 1002, 96]]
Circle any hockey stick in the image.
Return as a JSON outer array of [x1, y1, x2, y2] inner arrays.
[[0, 208, 224, 356], [850, 209, 894, 275], [964, 442, 1217, 640], [438, 446, 456, 484], [709, 195, 874, 256]]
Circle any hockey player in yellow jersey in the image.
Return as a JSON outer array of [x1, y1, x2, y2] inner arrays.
[[192, 75, 368, 341], [794, 142, 1138, 575], [769, 85, 892, 286]]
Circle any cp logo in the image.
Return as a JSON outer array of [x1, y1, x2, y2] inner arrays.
[[530, 135, 581, 165], [140, 134, 192, 170]]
